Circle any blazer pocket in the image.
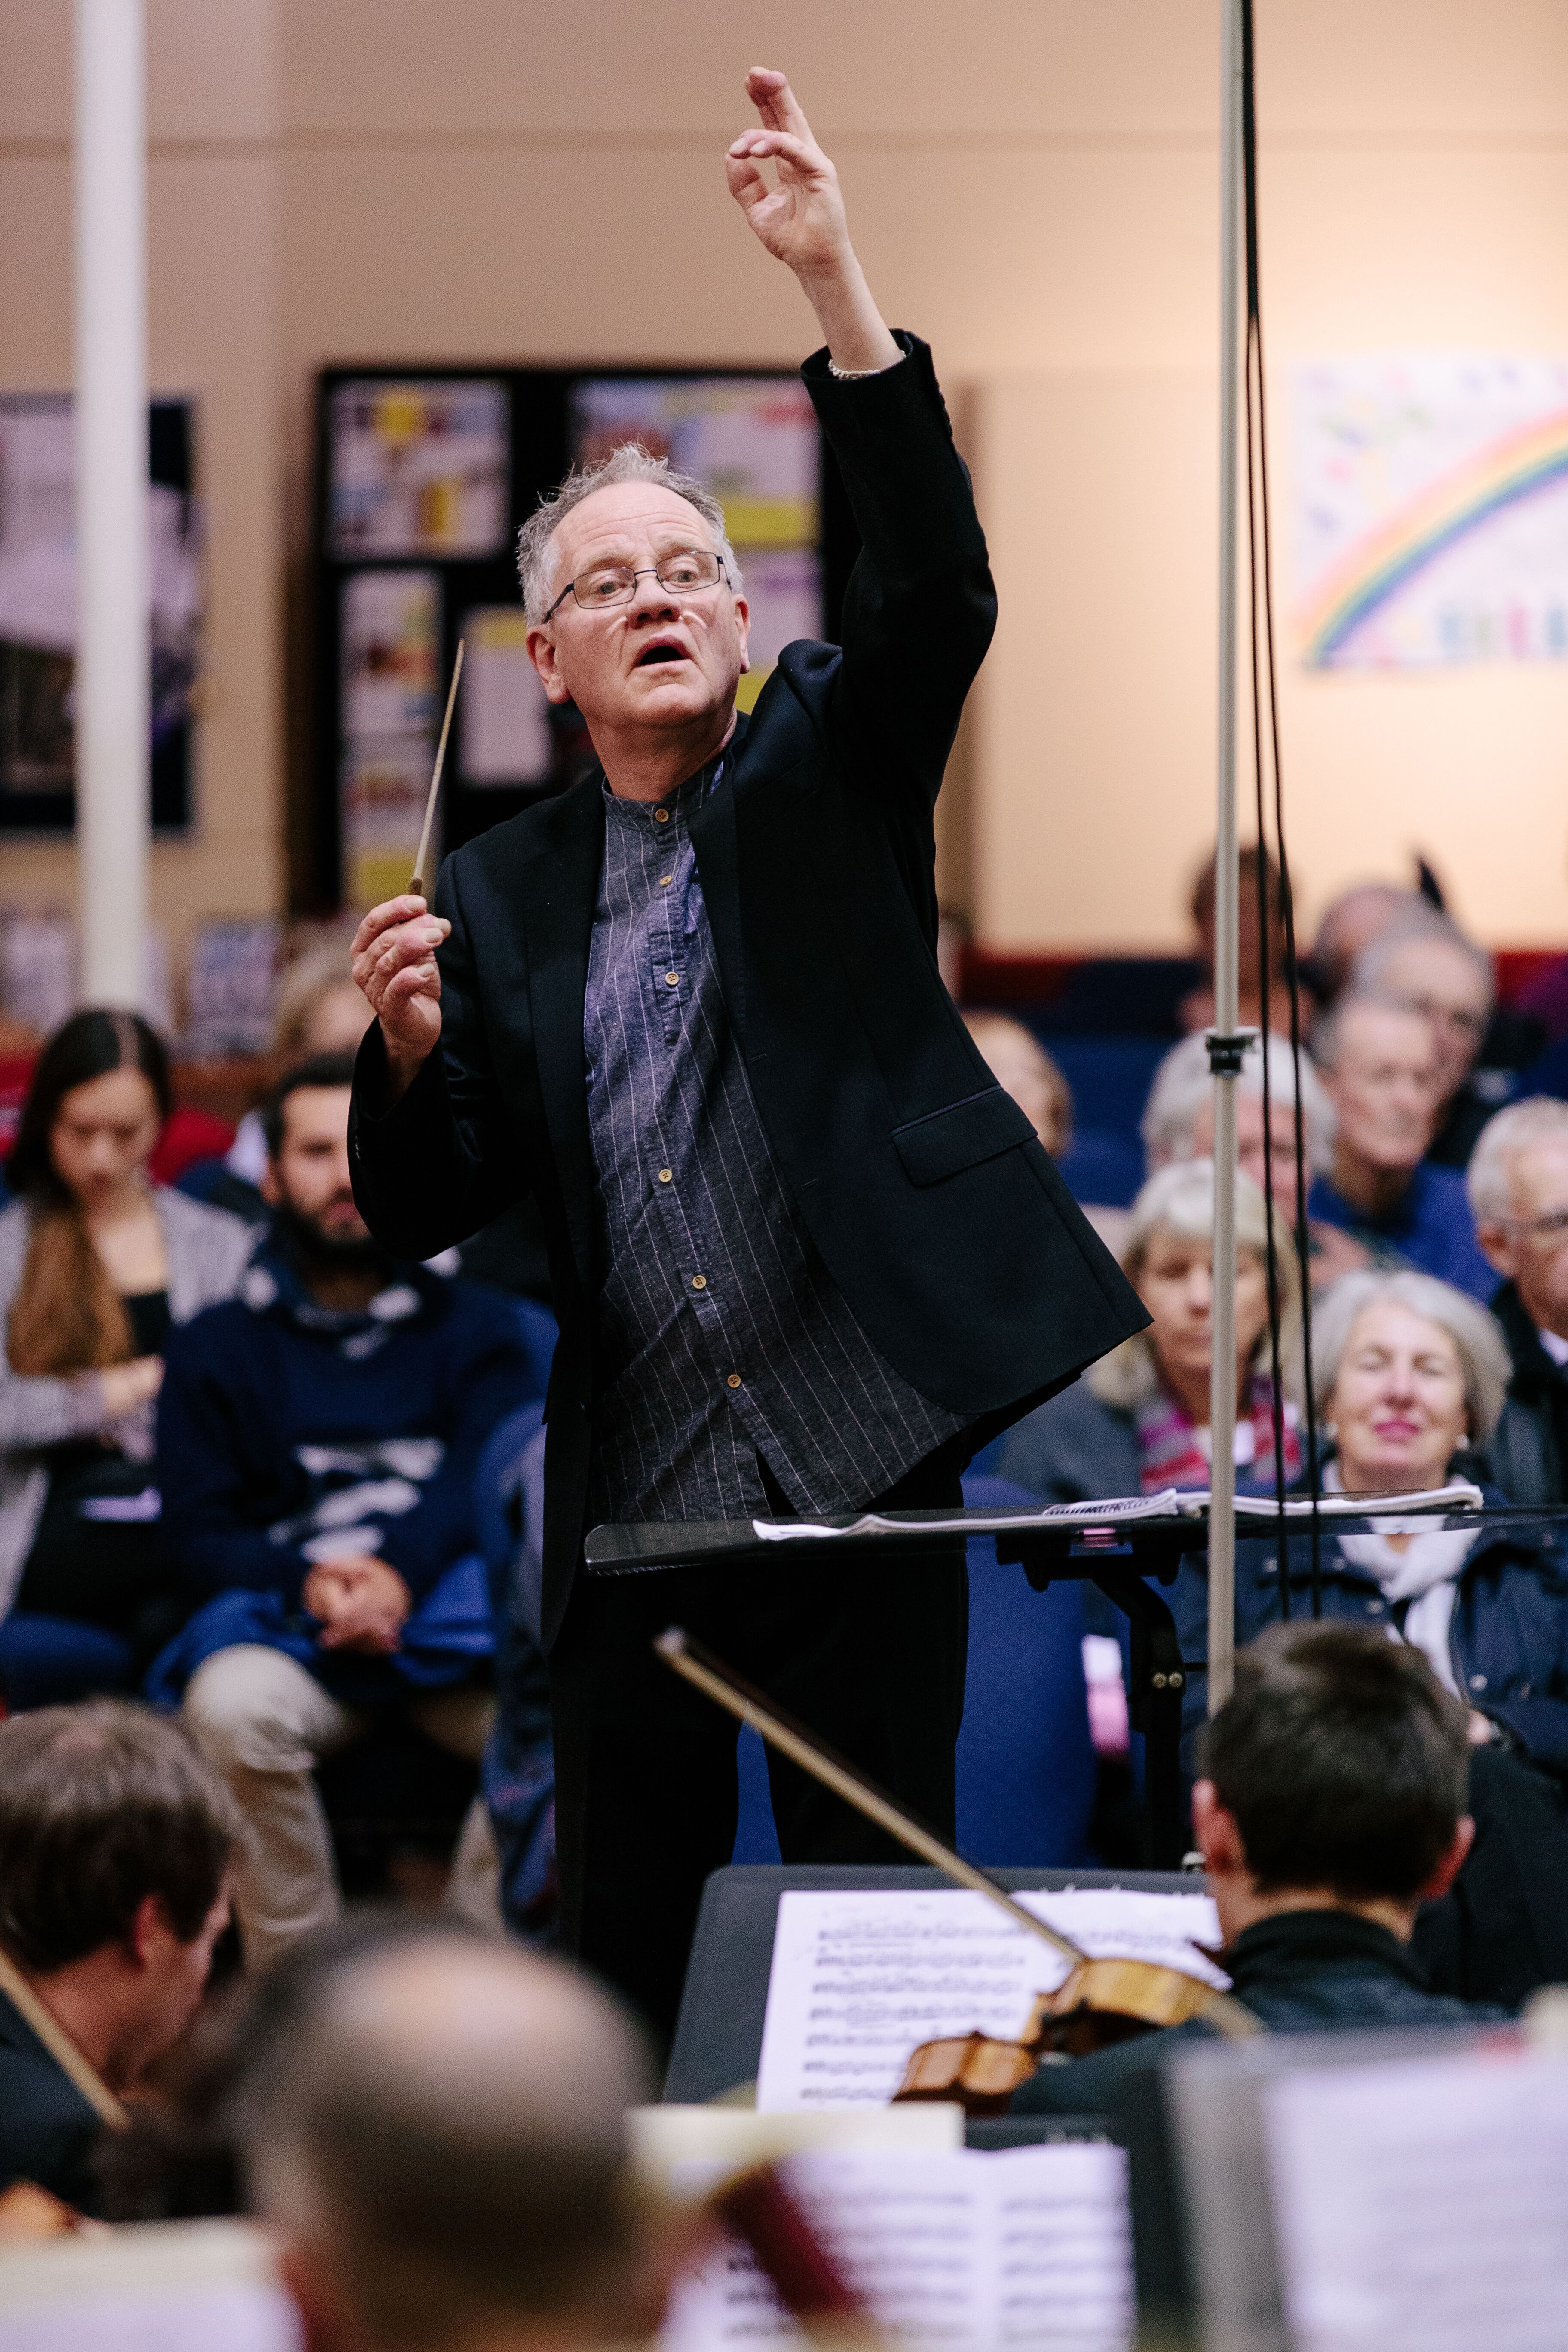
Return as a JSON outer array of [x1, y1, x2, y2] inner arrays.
[[892, 1086, 1037, 1187]]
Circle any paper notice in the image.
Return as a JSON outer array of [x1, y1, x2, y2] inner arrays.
[[756, 1886, 1225, 2112]]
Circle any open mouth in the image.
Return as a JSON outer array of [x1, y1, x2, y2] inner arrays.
[[636, 640, 689, 667]]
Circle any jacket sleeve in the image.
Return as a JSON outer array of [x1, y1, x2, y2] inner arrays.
[[802, 333, 997, 811], [374, 1294, 535, 1603], [349, 855, 528, 1262], [156, 1320, 315, 1610]]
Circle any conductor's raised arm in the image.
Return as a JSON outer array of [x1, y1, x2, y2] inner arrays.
[[727, 67, 996, 802]]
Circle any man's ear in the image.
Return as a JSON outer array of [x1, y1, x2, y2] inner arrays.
[[260, 1159, 282, 1207], [1416, 1816, 1474, 1906], [732, 592, 751, 677], [1474, 1220, 1519, 1280], [1191, 1779, 1247, 1878], [126, 1892, 170, 1973], [526, 622, 573, 707]]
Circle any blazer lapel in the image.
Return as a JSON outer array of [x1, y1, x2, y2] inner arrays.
[[521, 772, 604, 1292], [691, 717, 749, 1048]]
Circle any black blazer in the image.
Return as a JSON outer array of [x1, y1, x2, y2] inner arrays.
[[350, 334, 1146, 1643]]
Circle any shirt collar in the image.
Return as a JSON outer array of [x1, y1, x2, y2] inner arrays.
[[1225, 1908, 1429, 1990], [601, 750, 725, 833], [1538, 1323, 1568, 1368]]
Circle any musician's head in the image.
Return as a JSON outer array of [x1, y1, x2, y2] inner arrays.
[[247, 1932, 680, 2352], [521, 446, 751, 753], [1194, 1622, 1473, 1945], [0, 1700, 238, 2095]]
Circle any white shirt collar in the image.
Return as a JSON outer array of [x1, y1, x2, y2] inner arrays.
[[1538, 1323, 1568, 1367]]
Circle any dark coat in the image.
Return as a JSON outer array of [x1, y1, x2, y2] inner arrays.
[[1012, 1908, 1501, 2119], [0, 1989, 102, 2211], [349, 336, 1146, 1645], [1485, 1281, 1568, 1509], [1238, 1490, 1568, 1782]]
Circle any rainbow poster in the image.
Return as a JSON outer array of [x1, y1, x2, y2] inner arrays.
[[1293, 355, 1568, 669]]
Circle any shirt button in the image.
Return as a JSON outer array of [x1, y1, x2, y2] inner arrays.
[[1365, 1599, 1383, 1616], [727, 1373, 742, 1390], [654, 808, 671, 824], [657, 1167, 673, 1184], [665, 971, 679, 987], [1470, 1673, 1488, 1691], [691, 1274, 707, 1291], [659, 875, 673, 887]]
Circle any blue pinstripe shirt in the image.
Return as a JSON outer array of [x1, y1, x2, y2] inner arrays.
[[582, 757, 963, 1525]]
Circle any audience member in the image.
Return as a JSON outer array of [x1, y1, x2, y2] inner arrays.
[[1306, 882, 1421, 1006], [0, 1700, 239, 2212], [1354, 910, 1500, 1169], [1178, 845, 1311, 1037], [184, 940, 373, 1223], [0, 1012, 254, 1708], [1013, 1622, 1499, 2121], [243, 1932, 677, 2352], [1469, 1098, 1568, 1506], [1240, 1267, 1568, 2004], [1309, 994, 1496, 1299], [1139, 1030, 1366, 1284], [962, 1011, 1072, 1156], [151, 1054, 534, 1967]]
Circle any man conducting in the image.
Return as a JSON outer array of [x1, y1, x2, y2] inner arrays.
[[349, 69, 1143, 2033]]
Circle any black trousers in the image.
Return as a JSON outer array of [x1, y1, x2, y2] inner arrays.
[[549, 1449, 968, 2046]]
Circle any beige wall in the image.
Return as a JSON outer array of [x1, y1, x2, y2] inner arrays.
[[3, 0, 1567, 968]]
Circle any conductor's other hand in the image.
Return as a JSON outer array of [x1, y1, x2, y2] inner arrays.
[[726, 70, 850, 282], [351, 895, 450, 1089]]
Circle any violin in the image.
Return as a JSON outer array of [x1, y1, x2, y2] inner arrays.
[[655, 1628, 1260, 2117]]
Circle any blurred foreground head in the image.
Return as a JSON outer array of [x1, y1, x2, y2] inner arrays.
[[247, 1932, 664, 2352]]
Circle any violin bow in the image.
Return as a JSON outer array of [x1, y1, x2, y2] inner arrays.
[[409, 638, 465, 900], [655, 1627, 1261, 2042]]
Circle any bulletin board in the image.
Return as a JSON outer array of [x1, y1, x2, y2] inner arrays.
[[310, 364, 861, 912]]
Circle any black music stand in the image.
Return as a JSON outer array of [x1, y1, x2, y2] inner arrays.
[[584, 1504, 1212, 1868]]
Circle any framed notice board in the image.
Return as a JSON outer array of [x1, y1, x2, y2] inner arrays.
[[309, 364, 861, 910], [0, 395, 197, 835]]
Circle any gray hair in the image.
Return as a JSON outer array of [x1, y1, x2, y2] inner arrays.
[[1312, 989, 1434, 1074], [1141, 1030, 1335, 1176], [1353, 908, 1494, 1017], [516, 442, 742, 624], [1311, 1268, 1510, 1446], [1467, 1095, 1568, 1224], [1090, 1158, 1303, 1409]]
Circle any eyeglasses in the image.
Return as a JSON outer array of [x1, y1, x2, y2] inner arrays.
[[544, 548, 729, 621]]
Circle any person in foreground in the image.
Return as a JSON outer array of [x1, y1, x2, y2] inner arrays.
[[0, 1700, 238, 2211], [153, 1056, 532, 1967], [1012, 1622, 1501, 2121], [245, 1931, 682, 2352], [346, 69, 1143, 2036]]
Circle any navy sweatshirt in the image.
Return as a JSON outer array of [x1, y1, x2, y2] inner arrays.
[[157, 1242, 533, 1611]]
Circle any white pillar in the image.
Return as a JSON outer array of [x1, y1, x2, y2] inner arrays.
[[74, 0, 149, 1008]]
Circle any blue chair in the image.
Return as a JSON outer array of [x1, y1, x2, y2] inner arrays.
[[731, 1469, 1097, 1870], [0, 1613, 136, 1710]]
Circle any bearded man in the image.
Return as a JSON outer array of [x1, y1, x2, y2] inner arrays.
[[348, 71, 1143, 2035]]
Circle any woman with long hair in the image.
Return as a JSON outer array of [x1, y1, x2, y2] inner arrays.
[[0, 1009, 255, 1703]]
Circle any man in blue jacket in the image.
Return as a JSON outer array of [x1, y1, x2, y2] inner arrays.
[[155, 1054, 533, 1967]]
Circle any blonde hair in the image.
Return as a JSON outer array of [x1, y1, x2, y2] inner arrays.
[[1088, 1159, 1303, 1410]]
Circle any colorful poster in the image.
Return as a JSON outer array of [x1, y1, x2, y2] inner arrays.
[[459, 606, 552, 785], [571, 376, 819, 548], [732, 546, 821, 714], [329, 378, 509, 558], [340, 569, 439, 742], [341, 739, 432, 914], [1293, 355, 1568, 669]]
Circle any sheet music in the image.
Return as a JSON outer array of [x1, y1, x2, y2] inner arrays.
[[755, 1886, 1225, 2112], [1263, 2045, 1568, 2352], [751, 1492, 1185, 1542], [658, 2144, 1134, 2351], [0, 2221, 300, 2352]]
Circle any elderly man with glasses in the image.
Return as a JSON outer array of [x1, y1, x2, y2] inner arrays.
[[347, 68, 1143, 2039], [1471, 1097, 1568, 1505]]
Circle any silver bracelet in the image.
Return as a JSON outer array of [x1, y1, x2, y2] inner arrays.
[[827, 355, 903, 381]]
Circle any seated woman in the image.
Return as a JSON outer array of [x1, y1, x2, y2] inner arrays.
[[0, 1011, 256, 1705], [998, 1160, 1303, 1745], [1241, 1267, 1568, 2006]]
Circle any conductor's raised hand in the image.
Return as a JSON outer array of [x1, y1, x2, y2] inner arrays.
[[726, 70, 849, 279], [726, 69, 900, 375], [351, 895, 450, 1083]]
